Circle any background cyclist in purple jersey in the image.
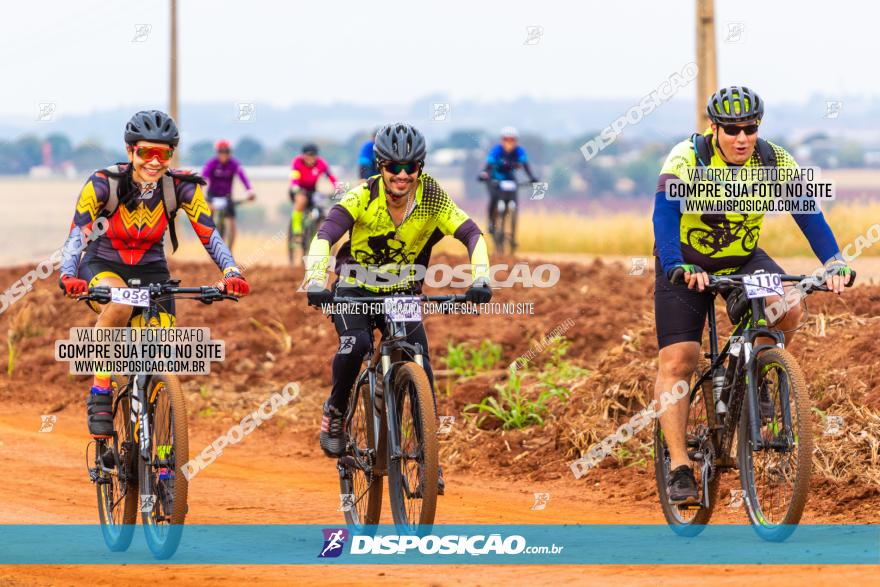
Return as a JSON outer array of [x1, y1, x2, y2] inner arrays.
[[202, 139, 256, 249]]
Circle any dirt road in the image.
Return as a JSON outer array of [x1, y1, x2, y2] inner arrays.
[[0, 257, 878, 585], [1, 404, 877, 586]]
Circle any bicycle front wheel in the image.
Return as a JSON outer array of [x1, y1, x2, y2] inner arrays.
[[738, 348, 812, 541], [653, 379, 720, 536], [387, 362, 438, 534], [139, 374, 189, 559], [504, 201, 517, 255], [96, 375, 138, 551], [341, 377, 383, 531]]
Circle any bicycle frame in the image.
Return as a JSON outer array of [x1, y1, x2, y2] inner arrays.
[[338, 294, 466, 485], [694, 277, 806, 477]]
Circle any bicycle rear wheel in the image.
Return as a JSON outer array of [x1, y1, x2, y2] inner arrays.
[[654, 379, 720, 536], [139, 374, 188, 559], [340, 376, 383, 531], [738, 348, 811, 541], [96, 375, 138, 551], [387, 362, 438, 534]]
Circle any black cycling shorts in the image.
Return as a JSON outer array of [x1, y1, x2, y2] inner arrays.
[[653, 248, 785, 349], [78, 254, 175, 324], [208, 191, 236, 219]]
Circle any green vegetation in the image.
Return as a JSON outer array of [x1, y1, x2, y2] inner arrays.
[[464, 336, 589, 430], [444, 340, 502, 377]]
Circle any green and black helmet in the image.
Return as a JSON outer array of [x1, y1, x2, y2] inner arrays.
[[707, 86, 763, 124]]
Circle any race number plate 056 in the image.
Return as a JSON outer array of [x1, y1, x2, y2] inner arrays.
[[111, 287, 151, 307], [742, 273, 783, 299], [384, 296, 422, 322]]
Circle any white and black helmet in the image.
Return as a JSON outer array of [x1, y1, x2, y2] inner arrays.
[[373, 122, 426, 163], [124, 110, 180, 146]]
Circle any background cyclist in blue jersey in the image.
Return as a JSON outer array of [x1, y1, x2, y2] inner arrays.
[[479, 126, 539, 234]]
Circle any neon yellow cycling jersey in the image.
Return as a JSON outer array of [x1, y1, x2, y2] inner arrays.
[[306, 173, 490, 292], [657, 130, 798, 273]]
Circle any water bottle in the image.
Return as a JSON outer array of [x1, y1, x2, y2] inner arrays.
[[712, 367, 728, 414]]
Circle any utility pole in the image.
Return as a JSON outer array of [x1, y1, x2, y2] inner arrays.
[[170, 0, 179, 166], [695, 0, 717, 132]]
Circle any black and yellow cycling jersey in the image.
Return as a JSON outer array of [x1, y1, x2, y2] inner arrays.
[[654, 130, 798, 274], [305, 173, 490, 292]]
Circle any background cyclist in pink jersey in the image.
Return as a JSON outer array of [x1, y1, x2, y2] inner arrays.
[[290, 143, 338, 243]]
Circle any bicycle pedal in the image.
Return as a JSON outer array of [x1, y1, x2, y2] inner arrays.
[[88, 467, 99, 483]]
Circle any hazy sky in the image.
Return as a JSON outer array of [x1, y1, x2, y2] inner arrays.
[[1, 0, 877, 117]]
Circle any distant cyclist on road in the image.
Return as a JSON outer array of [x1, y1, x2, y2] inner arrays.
[[357, 129, 379, 180], [652, 86, 852, 505], [290, 143, 338, 244], [303, 123, 492, 493], [202, 139, 256, 250], [58, 110, 250, 439], [479, 126, 538, 234]]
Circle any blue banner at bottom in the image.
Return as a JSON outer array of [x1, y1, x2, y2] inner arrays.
[[0, 525, 877, 564]]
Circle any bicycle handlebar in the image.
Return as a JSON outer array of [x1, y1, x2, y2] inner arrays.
[[78, 283, 239, 305], [331, 293, 469, 304], [672, 270, 857, 292]]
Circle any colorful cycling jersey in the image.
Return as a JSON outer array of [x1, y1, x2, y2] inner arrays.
[[201, 156, 252, 196], [60, 165, 238, 277], [306, 173, 490, 293], [290, 156, 337, 191], [357, 140, 378, 179], [485, 144, 533, 181], [653, 131, 840, 274]]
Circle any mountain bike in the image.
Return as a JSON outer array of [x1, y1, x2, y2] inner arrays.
[[479, 177, 532, 255], [209, 195, 253, 242], [653, 270, 855, 541], [332, 292, 467, 535], [78, 280, 237, 559], [287, 189, 329, 265]]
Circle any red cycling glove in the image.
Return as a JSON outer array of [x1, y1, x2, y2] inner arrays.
[[220, 270, 250, 297], [60, 275, 88, 297]]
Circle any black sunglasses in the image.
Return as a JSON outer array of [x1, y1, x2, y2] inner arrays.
[[720, 123, 759, 136], [382, 161, 421, 175]]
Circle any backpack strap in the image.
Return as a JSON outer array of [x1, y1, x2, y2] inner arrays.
[[755, 138, 777, 167], [102, 164, 122, 216], [161, 173, 180, 252], [161, 170, 205, 253], [690, 133, 713, 168]]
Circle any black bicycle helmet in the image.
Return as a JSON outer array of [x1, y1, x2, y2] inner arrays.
[[124, 110, 180, 146], [302, 143, 319, 155], [707, 86, 764, 124], [373, 122, 426, 163]]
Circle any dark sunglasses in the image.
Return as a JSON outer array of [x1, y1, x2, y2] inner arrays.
[[134, 146, 174, 162], [217, 149, 230, 155], [382, 161, 421, 175], [720, 123, 759, 136]]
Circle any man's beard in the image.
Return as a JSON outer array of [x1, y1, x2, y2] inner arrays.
[[386, 178, 415, 199]]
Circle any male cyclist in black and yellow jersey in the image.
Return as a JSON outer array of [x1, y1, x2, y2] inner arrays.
[[57, 110, 250, 439], [652, 87, 852, 504], [304, 123, 491, 492]]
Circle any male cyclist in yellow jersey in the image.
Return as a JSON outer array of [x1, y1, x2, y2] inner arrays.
[[652, 87, 852, 504], [303, 123, 492, 492], [58, 110, 250, 439]]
